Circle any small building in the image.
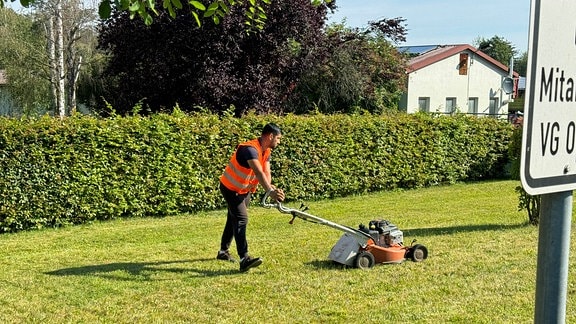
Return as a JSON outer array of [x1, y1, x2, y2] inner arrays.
[[398, 44, 519, 118], [0, 69, 7, 85], [0, 69, 12, 115]]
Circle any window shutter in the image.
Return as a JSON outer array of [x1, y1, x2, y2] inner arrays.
[[459, 53, 468, 75]]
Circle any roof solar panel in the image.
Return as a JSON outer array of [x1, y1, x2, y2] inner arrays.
[[397, 45, 439, 55]]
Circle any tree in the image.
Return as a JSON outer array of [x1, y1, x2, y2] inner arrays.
[[475, 35, 517, 67], [0, 7, 52, 116], [97, 0, 332, 115], [3, 0, 333, 27], [514, 51, 528, 76], [33, 0, 98, 117], [286, 18, 408, 114], [0, 3, 98, 117], [75, 45, 107, 111]]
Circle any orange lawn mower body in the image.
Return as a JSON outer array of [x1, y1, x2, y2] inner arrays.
[[262, 193, 428, 269]]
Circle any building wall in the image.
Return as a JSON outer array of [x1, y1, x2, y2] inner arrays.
[[402, 50, 513, 117]]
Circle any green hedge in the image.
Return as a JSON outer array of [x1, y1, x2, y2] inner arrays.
[[0, 111, 513, 233]]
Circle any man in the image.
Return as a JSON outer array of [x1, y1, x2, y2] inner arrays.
[[217, 123, 285, 272]]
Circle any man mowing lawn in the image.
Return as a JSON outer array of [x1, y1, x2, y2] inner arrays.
[[217, 123, 285, 272]]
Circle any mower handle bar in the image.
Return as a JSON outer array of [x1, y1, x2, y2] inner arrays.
[[261, 190, 294, 214], [261, 191, 372, 245]]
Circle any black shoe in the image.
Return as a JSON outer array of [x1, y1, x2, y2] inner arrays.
[[216, 251, 236, 262], [239, 256, 263, 272]]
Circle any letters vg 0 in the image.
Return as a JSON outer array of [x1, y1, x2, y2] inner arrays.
[[540, 121, 576, 157]]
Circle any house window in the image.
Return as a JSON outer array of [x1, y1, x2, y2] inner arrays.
[[418, 97, 430, 112], [489, 97, 499, 117], [468, 97, 478, 114], [445, 97, 457, 114]]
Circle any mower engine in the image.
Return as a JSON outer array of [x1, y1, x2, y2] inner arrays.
[[362, 219, 404, 247]]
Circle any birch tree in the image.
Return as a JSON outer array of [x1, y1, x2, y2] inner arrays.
[[45, 0, 66, 117], [35, 0, 97, 117]]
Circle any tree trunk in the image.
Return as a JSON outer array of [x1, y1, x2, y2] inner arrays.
[[47, 15, 58, 111], [66, 24, 81, 115], [67, 55, 81, 115], [55, 0, 65, 118]]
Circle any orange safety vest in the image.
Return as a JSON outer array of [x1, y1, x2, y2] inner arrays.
[[220, 139, 271, 194]]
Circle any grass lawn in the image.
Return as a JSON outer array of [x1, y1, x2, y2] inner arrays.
[[1, 180, 575, 323]]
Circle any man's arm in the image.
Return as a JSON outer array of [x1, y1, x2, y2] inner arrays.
[[247, 159, 273, 192], [263, 160, 272, 185], [248, 159, 284, 201]]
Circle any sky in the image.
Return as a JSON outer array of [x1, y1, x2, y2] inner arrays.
[[5, 0, 532, 53], [327, 0, 531, 53]]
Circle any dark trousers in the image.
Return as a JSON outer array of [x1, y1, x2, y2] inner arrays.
[[219, 182, 251, 259]]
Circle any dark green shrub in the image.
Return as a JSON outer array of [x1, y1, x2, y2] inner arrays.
[[272, 113, 513, 200], [0, 111, 512, 233]]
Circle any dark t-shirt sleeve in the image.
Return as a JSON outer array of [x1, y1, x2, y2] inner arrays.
[[236, 145, 258, 168], [236, 145, 270, 168]]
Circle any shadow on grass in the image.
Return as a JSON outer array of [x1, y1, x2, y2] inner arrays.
[[45, 259, 239, 280], [305, 260, 349, 270], [403, 223, 529, 237]]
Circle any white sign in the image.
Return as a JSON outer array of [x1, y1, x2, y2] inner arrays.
[[521, 0, 576, 195]]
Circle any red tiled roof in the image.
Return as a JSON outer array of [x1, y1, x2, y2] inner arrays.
[[406, 44, 519, 78]]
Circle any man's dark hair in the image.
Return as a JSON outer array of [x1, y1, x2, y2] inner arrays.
[[262, 123, 282, 136]]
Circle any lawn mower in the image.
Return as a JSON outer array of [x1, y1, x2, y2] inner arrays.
[[262, 192, 428, 269]]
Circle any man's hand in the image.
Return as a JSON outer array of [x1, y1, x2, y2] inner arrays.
[[271, 189, 285, 202]]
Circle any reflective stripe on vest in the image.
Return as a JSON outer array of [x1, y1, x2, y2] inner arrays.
[[220, 139, 270, 194]]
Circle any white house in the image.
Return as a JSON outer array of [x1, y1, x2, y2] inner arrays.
[[398, 44, 519, 118]]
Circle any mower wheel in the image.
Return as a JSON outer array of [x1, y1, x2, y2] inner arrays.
[[354, 251, 375, 269], [409, 244, 428, 262]]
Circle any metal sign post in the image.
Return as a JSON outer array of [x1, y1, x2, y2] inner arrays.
[[534, 192, 572, 323]]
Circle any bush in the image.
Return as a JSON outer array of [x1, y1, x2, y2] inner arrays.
[[509, 126, 540, 225], [273, 113, 512, 199], [0, 111, 513, 233]]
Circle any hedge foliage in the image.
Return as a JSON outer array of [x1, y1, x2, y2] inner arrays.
[[0, 111, 513, 233]]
